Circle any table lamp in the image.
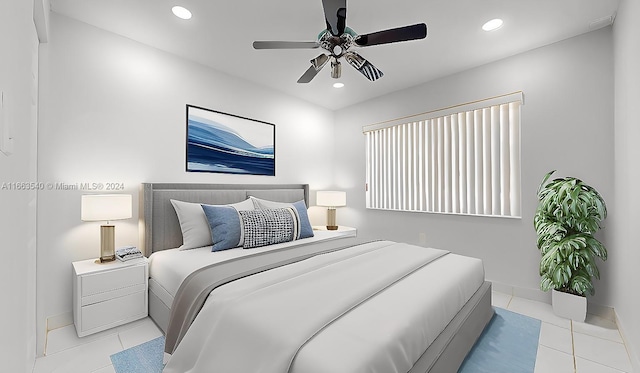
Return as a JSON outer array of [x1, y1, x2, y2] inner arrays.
[[316, 191, 347, 230], [81, 194, 132, 263]]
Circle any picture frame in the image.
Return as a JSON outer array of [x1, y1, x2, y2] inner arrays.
[[186, 105, 275, 176]]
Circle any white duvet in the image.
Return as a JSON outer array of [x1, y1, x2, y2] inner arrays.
[[162, 242, 484, 373]]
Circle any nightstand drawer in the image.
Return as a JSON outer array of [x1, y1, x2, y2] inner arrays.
[[81, 265, 145, 296], [82, 283, 146, 306], [82, 291, 146, 331]]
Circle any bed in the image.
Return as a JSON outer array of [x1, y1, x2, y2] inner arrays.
[[140, 183, 493, 373]]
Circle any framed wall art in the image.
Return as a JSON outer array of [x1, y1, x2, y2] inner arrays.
[[186, 105, 275, 176]]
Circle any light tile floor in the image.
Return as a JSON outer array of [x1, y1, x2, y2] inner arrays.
[[492, 291, 633, 373], [33, 292, 633, 373], [33, 317, 163, 373]]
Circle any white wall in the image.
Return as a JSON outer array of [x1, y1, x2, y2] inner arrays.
[[612, 0, 640, 369], [335, 28, 615, 305], [0, 0, 39, 371], [37, 13, 335, 353]]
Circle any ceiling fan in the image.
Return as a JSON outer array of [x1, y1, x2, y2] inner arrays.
[[252, 0, 427, 83]]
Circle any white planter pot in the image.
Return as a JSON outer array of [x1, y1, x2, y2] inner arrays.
[[552, 289, 586, 322]]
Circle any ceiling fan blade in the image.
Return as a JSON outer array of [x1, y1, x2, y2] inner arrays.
[[344, 52, 384, 81], [297, 54, 330, 83], [253, 41, 319, 49], [322, 0, 347, 36], [354, 23, 427, 47], [297, 66, 321, 83]]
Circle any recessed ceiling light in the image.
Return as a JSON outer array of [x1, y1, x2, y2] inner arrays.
[[172, 6, 192, 20], [333, 82, 344, 88], [482, 18, 503, 32]]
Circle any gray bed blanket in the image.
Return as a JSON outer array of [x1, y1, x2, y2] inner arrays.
[[163, 240, 449, 373], [164, 236, 373, 354]]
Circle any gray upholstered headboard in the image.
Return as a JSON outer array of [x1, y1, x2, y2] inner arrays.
[[139, 183, 309, 256]]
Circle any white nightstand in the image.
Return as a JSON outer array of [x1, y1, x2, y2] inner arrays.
[[72, 257, 148, 337], [312, 226, 357, 237]]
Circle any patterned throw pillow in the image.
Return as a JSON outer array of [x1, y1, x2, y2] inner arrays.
[[249, 197, 314, 239], [240, 208, 298, 249]]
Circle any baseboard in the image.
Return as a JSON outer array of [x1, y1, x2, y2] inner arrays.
[[615, 311, 640, 373], [513, 286, 552, 304], [46, 311, 73, 331], [489, 281, 513, 296], [490, 280, 550, 303], [44, 312, 74, 357], [489, 280, 615, 321], [588, 302, 617, 322]]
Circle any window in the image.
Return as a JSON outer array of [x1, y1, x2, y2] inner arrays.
[[363, 92, 523, 218]]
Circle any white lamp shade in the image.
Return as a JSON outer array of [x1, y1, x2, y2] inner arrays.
[[81, 194, 132, 222], [316, 191, 347, 207]]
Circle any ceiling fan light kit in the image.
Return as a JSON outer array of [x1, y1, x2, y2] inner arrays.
[[253, 0, 427, 83], [311, 54, 329, 70], [331, 60, 342, 79]]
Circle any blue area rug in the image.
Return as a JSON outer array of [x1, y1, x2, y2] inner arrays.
[[111, 308, 541, 373], [459, 307, 541, 373], [111, 336, 164, 373]]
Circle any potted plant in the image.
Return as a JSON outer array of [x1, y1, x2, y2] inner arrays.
[[534, 170, 608, 321]]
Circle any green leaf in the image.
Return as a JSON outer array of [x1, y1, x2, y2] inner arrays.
[[570, 270, 594, 296], [586, 236, 607, 260], [552, 265, 570, 287], [537, 170, 556, 197], [540, 275, 554, 292]]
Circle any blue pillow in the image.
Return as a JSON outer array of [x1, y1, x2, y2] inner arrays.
[[201, 205, 243, 252], [291, 200, 314, 239]]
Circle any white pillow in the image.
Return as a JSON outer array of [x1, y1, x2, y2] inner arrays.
[[250, 196, 290, 209], [170, 198, 254, 250]]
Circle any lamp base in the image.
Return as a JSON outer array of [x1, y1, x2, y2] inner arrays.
[[326, 208, 339, 231], [97, 256, 116, 263], [95, 257, 116, 264], [99, 225, 116, 263]]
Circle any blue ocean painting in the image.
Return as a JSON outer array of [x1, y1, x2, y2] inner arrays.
[[187, 109, 275, 175]]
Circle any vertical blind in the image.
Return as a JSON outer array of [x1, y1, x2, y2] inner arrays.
[[363, 92, 523, 218]]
